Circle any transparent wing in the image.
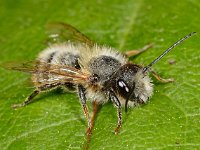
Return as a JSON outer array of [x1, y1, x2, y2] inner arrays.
[[2, 61, 39, 73], [46, 22, 95, 47], [1, 61, 91, 85]]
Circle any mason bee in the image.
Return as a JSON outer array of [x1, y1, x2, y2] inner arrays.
[[3, 22, 195, 135]]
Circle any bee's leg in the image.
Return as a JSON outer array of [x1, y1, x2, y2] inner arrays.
[[86, 101, 99, 143], [149, 69, 174, 83], [12, 83, 62, 109], [78, 84, 91, 136], [109, 90, 122, 134], [90, 101, 99, 130], [12, 89, 40, 109], [125, 43, 153, 58]]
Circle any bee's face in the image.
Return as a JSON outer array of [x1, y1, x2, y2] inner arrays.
[[110, 64, 153, 106]]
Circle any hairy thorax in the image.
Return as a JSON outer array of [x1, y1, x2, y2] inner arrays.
[[86, 55, 123, 104]]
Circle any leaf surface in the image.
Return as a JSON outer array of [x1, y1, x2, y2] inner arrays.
[[0, 0, 200, 149]]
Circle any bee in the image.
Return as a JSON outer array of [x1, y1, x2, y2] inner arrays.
[[3, 22, 195, 135]]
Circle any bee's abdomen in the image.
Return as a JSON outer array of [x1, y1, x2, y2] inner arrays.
[[38, 44, 80, 67], [32, 43, 80, 89]]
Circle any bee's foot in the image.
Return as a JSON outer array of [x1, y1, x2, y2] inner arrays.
[[114, 126, 121, 135], [11, 103, 25, 109], [161, 78, 175, 83], [86, 127, 92, 137]]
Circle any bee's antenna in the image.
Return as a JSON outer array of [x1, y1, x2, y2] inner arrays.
[[143, 32, 196, 73]]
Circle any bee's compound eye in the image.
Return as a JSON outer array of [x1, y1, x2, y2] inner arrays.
[[117, 79, 130, 97]]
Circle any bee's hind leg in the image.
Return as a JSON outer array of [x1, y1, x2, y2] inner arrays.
[[12, 89, 40, 109], [125, 43, 153, 58], [12, 83, 62, 109], [149, 68, 174, 83], [78, 84, 91, 136]]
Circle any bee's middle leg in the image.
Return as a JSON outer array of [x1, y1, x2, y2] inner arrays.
[[90, 101, 99, 129], [86, 101, 99, 142], [78, 84, 91, 136]]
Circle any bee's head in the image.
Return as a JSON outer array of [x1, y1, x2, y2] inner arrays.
[[111, 32, 196, 112], [110, 64, 153, 112]]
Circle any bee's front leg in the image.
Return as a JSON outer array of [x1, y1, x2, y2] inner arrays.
[[109, 90, 122, 134], [78, 84, 91, 136], [125, 43, 153, 58]]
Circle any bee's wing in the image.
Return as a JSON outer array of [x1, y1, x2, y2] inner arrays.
[[46, 22, 95, 47], [1, 61, 39, 73], [2, 61, 91, 85]]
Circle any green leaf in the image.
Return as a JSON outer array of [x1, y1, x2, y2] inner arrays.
[[0, 0, 200, 149]]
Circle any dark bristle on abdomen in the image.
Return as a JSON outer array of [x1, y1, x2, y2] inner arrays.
[[47, 52, 56, 63], [64, 82, 76, 91]]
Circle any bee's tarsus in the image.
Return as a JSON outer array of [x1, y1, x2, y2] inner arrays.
[[11, 90, 40, 109], [12, 103, 25, 109], [114, 126, 121, 135]]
